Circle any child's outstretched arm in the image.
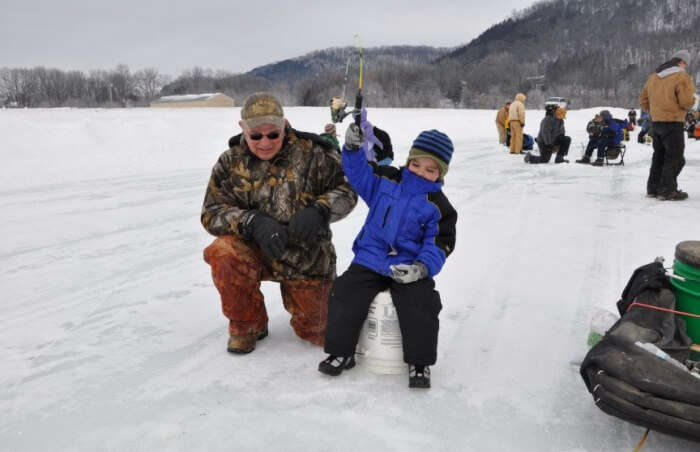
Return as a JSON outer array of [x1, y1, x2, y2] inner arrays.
[[416, 192, 457, 277], [342, 123, 382, 204]]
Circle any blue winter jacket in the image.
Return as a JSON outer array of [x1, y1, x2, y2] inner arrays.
[[342, 145, 457, 278], [639, 111, 652, 132], [601, 119, 623, 145]]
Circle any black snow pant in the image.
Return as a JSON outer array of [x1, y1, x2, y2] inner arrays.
[[324, 264, 442, 366], [637, 129, 648, 143], [529, 135, 571, 163], [647, 122, 685, 196], [584, 137, 616, 160]]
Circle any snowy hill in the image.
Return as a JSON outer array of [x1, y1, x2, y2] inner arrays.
[[1, 106, 700, 451], [439, 0, 700, 108], [249, 46, 449, 84]]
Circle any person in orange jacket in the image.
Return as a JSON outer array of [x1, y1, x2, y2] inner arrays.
[[639, 50, 697, 200], [508, 93, 526, 154], [495, 102, 510, 146]]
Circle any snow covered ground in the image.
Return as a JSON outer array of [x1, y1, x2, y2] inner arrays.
[[2, 106, 699, 451]]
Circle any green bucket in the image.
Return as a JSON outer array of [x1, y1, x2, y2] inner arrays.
[[670, 241, 700, 344]]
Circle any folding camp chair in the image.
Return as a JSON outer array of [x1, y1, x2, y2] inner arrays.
[[605, 143, 626, 166]]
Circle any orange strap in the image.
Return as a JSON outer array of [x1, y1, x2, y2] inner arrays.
[[627, 301, 700, 319], [633, 428, 650, 452]]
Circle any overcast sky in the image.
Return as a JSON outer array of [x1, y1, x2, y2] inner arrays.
[[1, 0, 542, 76]]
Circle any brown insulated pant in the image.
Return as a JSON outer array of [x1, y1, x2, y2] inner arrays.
[[510, 120, 523, 153], [203, 235, 330, 345], [496, 121, 507, 145]]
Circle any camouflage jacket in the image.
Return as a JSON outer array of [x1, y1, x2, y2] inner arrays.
[[587, 120, 602, 137], [201, 127, 358, 280]]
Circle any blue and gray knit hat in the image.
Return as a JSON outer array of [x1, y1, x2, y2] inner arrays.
[[407, 129, 454, 178]]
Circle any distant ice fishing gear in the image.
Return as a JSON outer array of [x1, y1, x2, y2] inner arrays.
[[330, 36, 364, 124], [330, 53, 352, 123], [330, 96, 348, 123]]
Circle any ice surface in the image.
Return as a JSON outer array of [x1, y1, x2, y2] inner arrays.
[[1, 106, 699, 451]]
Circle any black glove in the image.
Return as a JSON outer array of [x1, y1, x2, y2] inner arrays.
[[249, 212, 288, 260], [344, 123, 364, 151], [288, 205, 328, 243]]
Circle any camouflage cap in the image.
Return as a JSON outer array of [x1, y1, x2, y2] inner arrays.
[[241, 92, 285, 129]]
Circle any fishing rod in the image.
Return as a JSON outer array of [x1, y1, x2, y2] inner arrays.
[[353, 37, 363, 126], [330, 36, 364, 124]]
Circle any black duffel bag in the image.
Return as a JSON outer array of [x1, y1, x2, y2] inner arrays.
[[580, 261, 700, 442]]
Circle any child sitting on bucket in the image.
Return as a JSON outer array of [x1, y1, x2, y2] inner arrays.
[[318, 119, 457, 389]]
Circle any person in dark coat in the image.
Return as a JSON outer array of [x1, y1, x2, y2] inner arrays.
[[371, 125, 394, 165], [525, 106, 571, 164], [686, 111, 697, 139], [628, 109, 637, 125], [319, 124, 457, 389], [576, 110, 622, 165], [320, 123, 341, 152], [637, 110, 652, 143], [581, 113, 604, 158]]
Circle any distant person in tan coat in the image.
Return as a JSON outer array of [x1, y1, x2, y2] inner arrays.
[[639, 49, 697, 201], [509, 93, 527, 154], [495, 102, 510, 145]]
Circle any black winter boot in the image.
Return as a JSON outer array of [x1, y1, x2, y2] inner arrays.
[[575, 156, 591, 164], [408, 364, 431, 388], [318, 355, 356, 376], [657, 190, 689, 201]]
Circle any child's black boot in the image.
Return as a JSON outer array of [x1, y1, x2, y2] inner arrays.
[[318, 355, 356, 376], [409, 364, 431, 388]]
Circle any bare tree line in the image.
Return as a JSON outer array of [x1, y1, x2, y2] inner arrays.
[[0, 64, 170, 107]]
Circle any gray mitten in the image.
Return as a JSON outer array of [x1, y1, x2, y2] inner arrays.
[[344, 123, 364, 151], [390, 262, 428, 284]]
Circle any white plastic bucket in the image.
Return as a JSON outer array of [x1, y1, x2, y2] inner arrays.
[[355, 290, 405, 374]]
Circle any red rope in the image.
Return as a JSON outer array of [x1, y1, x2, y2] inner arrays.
[[627, 301, 700, 319]]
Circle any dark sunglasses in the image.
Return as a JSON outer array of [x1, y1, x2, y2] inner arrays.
[[248, 131, 281, 141]]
